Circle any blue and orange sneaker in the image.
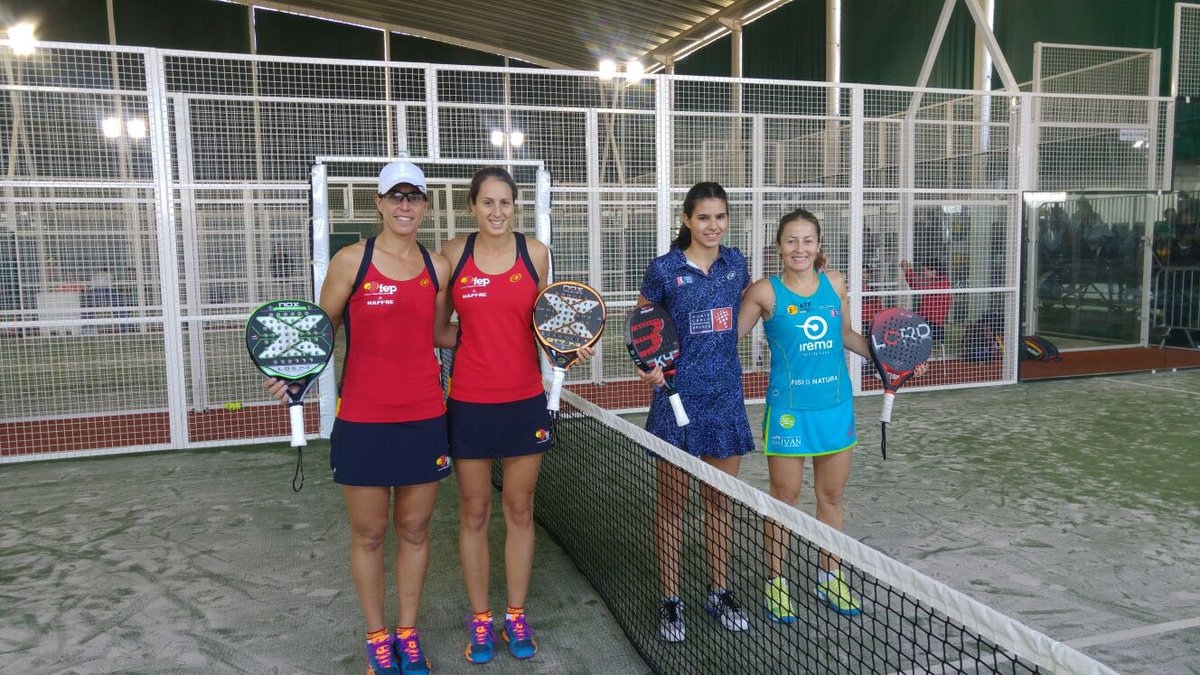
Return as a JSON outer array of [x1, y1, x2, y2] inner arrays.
[[464, 614, 495, 664], [502, 613, 538, 659], [365, 630, 400, 675], [395, 630, 431, 675]]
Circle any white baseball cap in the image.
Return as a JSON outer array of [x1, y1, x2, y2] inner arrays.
[[377, 161, 427, 194]]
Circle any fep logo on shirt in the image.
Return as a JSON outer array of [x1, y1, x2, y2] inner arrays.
[[689, 306, 733, 334]]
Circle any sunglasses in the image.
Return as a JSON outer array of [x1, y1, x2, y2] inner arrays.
[[380, 190, 426, 203]]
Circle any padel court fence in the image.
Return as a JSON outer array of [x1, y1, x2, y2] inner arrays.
[[0, 40, 1174, 461]]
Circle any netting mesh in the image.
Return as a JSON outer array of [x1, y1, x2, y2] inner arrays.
[[1176, 3, 1200, 97], [0, 41, 1174, 459], [535, 389, 1116, 674]]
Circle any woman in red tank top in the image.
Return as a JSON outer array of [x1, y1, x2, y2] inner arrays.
[[267, 161, 451, 674], [440, 167, 592, 663]]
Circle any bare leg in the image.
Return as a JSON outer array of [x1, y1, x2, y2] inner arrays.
[[343, 485, 393, 630], [765, 455, 806, 579], [700, 454, 743, 590], [499, 453, 543, 609], [654, 459, 688, 598], [455, 458, 494, 613], [812, 449, 853, 572], [392, 482, 440, 626]]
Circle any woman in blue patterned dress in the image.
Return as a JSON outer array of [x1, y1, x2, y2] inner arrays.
[[635, 182, 754, 642]]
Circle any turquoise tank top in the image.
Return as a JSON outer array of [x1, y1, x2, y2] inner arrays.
[[762, 273, 852, 410]]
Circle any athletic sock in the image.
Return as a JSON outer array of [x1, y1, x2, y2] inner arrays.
[[505, 606, 525, 622], [366, 627, 390, 643], [817, 569, 836, 584], [473, 609, 493, 622], [396, 626, 416, 640]]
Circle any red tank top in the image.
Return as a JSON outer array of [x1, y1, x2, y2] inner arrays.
[[449, 233, 543, 403], [338, 244, 444, 422]]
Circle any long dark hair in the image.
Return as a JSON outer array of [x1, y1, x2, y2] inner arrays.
[[777, 208, 827, 271], [468, 166, 519, 205], [672, 181, 728, 250]]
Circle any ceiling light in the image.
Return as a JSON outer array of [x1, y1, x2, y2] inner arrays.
[[7, 23, 38, 56], [490, 129, 505, 147], [598, 59, 616, 81], [626, 59, 644, 84], [508, 130, 525, 148], [126, 118, 147, 139], [101, 117, 123, 139]]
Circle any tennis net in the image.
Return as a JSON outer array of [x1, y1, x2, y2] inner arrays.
[[535, 388, 1116, 674]]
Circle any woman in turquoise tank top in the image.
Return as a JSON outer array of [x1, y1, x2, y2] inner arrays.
[[737, 208, 873, 622]]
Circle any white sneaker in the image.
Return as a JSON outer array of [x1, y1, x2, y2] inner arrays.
[[657, 598, 686, 642], [704, 589, 749, 631]]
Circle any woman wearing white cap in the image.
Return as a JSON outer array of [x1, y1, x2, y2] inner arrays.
[[267, 160, 450, 675]]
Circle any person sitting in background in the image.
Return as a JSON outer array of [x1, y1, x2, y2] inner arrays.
[[899, 259, 950, 342], [1169, 227, 1200, 265]]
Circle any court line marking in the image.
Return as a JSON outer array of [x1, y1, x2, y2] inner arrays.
[[1099, 376, 1200, 397], [887, 616, 1200, 674], [1065, 616, 1200, 649]]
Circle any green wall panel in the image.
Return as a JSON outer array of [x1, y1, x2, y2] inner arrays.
[[114, 0, 248, 53], [254, 6, 383, 60]]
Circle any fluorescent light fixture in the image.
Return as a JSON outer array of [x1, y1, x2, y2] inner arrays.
[[508, 130, 524, 148], [490, 129, 505, 147]]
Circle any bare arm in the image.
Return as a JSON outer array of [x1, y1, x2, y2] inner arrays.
[[429, 251, 457, 349], [829, 270, 871, 359], [435, 237, 467, 348], [737, 278, 774, 340]]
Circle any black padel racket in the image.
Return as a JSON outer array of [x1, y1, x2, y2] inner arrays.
[[625, 303, 689, 426], [533, 281, 607, 412], [246, 300, 335, 477], [868, 307, 933, 459]]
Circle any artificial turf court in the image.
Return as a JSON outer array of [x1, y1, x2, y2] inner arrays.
[[1, 370, 1197, 673]]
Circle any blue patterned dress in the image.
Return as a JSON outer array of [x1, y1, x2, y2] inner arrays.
[[640, 246, 754, 458]]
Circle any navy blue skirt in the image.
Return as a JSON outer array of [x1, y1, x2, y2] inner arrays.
[[447, 393, 553, 459], [330, 414, 451, 486]]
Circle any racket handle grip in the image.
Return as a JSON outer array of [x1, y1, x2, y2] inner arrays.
[[880, 391, 895, 424], [668, 392, 690, 426], [546, 368, 566, 412], [289, 403, 307, 447]]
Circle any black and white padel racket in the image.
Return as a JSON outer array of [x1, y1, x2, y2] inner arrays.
[[868, 307, 933, 459], [624, 302, 688, 426], [532, 281, 607, 412], [246, 299, 335, 488]]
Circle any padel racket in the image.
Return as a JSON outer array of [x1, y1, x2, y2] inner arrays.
[[625, 303, 689, 426], [246, 300, 335, 486], [868, 307, 933, 459], [533, 281, 607, 412]]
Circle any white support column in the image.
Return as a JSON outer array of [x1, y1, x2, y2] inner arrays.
[[146, 51, 189, 447], [849, 87, 866, 393], [751, 114, 766, 369], [425, 66, 440, 159], [656, 74, 674, 255], [310, 162, 335, 438]]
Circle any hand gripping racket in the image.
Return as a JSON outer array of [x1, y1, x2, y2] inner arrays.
[[246, 300, 335, 488], [624, 303, 689, 426], [868, 307, 933, 459], [533, 281, 607, 412]]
